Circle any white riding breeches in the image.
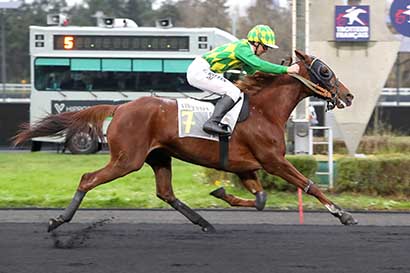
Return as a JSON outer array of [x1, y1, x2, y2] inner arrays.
[[187, 56, 241, 102]]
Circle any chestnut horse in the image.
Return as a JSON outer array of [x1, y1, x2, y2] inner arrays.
[[13, 50, 357, 233]]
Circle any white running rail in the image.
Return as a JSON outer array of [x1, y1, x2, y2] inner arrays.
[[308, 126, 334, 189]]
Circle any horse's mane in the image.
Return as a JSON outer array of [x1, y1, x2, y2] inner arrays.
[[235, 72, 278, 95]]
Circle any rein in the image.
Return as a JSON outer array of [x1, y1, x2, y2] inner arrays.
[[289, 73, 333, 99]]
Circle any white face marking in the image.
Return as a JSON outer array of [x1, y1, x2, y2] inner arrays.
[[338, 100, 347, 108]]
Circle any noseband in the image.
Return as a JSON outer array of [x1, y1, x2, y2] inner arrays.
[[303, 58, 340, 110]]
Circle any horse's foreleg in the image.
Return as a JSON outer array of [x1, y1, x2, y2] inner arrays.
[[147, 150, 215, 233], [264, 158, 358, 225], [48, 158, 140, 232], [210, 171, 267, 210]]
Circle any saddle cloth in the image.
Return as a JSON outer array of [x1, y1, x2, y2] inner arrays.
[[177, 93, 244, 141]]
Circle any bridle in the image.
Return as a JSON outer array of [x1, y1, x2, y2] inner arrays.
[[295, 57, 340, 110], [305, 57, 340, 110]]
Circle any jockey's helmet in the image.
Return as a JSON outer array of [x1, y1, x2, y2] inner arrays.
[[247, 25, 279, 49]]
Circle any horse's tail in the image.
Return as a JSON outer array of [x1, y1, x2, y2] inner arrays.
[[12, 104, 117, 146]]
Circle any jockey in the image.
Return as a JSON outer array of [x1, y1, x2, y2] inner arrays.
[[187, 24, 300, 136]]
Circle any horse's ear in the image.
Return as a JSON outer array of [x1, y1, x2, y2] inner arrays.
[[294, 50, 307, 61]]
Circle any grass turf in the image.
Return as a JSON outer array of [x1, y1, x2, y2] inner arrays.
[[1, 152, 409, 210]]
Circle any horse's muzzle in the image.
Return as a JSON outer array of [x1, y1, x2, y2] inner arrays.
[[345, 93, 354, 107], [337, 93, 354, 108]]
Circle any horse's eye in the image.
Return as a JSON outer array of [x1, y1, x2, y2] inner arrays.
[[320, 67, 329, 75], [319, 66, 331, 79]]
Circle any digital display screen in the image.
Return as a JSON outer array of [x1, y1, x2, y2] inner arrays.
[[54, 35, 190, 51]]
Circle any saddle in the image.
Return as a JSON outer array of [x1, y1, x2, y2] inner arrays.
[[200, 94, 250, 123], [177, 94, 250, 169]]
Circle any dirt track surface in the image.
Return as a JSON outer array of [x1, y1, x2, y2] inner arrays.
[[1, 210, 410, 273]]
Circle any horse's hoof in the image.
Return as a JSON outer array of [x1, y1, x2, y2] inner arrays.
[[339, 212, 358, 225], [255, 191, 267, 211], [201, 224, 216, 233], [47, 217, 65, 232], [210, 187, 226, 199]]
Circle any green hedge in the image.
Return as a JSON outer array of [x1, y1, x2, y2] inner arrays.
[[336, 155, 410, 196], [202, 155, 317, 192], [257, 155, 317, 191], [202, 154, 410, 196], [314, 136, 410, 155]]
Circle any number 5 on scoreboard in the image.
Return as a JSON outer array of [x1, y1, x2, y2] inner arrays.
[[64, 36, 74, 50]]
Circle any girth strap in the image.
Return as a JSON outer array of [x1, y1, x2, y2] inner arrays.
[[219, 135, 229, 169]]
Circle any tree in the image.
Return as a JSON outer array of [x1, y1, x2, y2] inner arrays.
[[68, 4, 95, 26], [154, 0, 181, 27], [173, 0, 230, 30], [198, 0, 230, 31], [123, 0, 155, 26], [83, 0, 124, 18], [236, 0, 291, 63], [3, 0, 69, 82]]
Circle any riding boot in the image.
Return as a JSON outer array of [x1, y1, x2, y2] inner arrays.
[[203, 95, 236, 136]]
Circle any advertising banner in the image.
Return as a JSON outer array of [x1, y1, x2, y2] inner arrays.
[[389, 0, 410, 37], [51, 100, 129, 114], [335, 5, 370, 42]]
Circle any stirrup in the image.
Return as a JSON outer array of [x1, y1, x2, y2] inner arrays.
[[203, 121, 231, 136]]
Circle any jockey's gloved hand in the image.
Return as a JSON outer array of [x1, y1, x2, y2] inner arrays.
[[287, 64, 300, 74]]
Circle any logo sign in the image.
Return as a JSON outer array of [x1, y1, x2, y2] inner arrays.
[[51, 100, 129, 114], [390, 0, 410, 37], [335, 5, 370, 41]]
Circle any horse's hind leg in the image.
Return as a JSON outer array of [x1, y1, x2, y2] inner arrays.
[[146, 149, 216, 233], [48, 154, 143, 232], [210, 171, 267, 210]]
